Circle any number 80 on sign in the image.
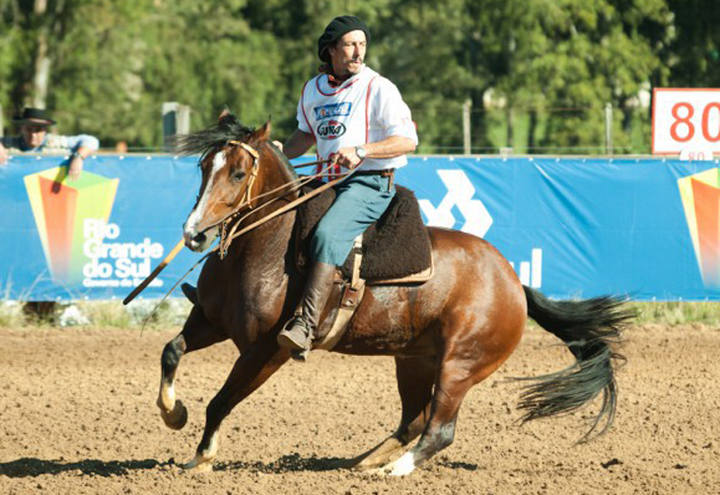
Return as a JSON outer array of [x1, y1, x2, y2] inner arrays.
[[652, 88, 720, 157]]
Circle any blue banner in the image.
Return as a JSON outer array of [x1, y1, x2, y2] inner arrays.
[[1, 154, 718, 301]]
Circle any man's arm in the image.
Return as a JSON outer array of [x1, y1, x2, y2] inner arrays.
[[332, 136, 416, 169], [61, 134, 100, 180], [362, 136, 416, 159], [281, 129, 315, 159]]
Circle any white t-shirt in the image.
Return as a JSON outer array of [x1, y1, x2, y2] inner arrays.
[[296, 65, 418, 172]]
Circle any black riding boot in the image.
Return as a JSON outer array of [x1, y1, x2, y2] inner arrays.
[[277, 261, 336, 352]]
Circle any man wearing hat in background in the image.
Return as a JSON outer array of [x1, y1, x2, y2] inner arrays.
[[276, 15, 418, 354], [0, 107, 99, 180]]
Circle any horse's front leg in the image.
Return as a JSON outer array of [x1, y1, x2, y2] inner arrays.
[[158, 305, 227, 429], [182, 335, 290, 471]]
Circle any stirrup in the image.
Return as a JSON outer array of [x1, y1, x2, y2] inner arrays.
[[277, 317, 313, 354], [290, 349, 310, 362]]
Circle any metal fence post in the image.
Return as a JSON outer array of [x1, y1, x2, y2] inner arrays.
[[604, 102, 613, 155], [463, 98, 472, 155], [162, 102, 190, 151]]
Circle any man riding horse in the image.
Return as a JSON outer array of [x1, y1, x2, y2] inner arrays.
[[159, 17, 628, 474], [275, 15, 418, 353]]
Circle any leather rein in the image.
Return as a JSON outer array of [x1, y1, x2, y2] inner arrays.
[[122, 139, 345, 307], [213, 140, 347, 259]]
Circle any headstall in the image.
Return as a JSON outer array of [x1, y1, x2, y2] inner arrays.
[[219, 140, 260, 258]]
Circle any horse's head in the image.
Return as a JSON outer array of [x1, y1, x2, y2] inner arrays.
[[180, 116, 272, 252]]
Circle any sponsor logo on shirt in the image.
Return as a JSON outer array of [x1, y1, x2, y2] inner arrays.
[[314, 102, 352, 121], [317, 120, 346, 140]]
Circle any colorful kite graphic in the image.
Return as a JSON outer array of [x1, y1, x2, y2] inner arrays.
[[24, 167, 119, 283], [678, 168, 720, 288]]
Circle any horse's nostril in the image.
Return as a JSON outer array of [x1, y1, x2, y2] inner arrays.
[[194, 232, 207, 245]]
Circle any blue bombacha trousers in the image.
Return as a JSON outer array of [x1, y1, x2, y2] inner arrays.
[[311, 173, 395, 266]]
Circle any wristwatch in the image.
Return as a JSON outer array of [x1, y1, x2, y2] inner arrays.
[[354, 145, 367, 160]]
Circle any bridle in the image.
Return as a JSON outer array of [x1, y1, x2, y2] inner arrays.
[[213, 140, 261, 257], [229, 140, 261, 207], [124, 138, 347, 306]]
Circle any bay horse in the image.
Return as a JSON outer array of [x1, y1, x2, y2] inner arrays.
[[156, 115, 629, 475]]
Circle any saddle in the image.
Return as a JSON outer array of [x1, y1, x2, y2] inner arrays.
[[293, 180, 434, 354], [294, 180, 433, 282]]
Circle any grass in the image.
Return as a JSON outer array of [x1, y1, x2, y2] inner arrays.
[[0, 299, 192, 329], [627, 301, 720, 326], [1, 300, 719, 329]]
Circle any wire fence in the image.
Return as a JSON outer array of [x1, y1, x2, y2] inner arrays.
[[3, 102, 653, 156]]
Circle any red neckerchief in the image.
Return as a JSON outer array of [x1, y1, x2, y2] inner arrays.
[[326, 72, 351, 88]]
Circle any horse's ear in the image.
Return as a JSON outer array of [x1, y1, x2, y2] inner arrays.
[[252, 120, 272, 142], [217, 108, 231, 122]]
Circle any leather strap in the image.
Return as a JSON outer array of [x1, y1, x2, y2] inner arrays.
[[315, 235, 366, 351]]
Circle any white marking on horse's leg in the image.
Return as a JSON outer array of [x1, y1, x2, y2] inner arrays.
[[202, 431, 219, 459], [385, 451, 416, 476], [182, 431, 219, 472], [158, 382, 175, 412]]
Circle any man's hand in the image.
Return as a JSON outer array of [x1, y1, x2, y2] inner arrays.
[[332, 146, 363, 170], [272, 140, 284, 153], [68, 155, 83, 180], [0, 144, 8, 165]]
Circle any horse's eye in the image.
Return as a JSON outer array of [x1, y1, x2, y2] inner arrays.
[[231, 171, 245, 183]]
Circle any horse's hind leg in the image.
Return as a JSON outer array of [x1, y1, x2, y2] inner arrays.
[[353, 356, 435, 470], [377, 361, 473, 476], [182, 336, 289, 471], [379, 315, 523, 475], [158, 305, 226, 430]]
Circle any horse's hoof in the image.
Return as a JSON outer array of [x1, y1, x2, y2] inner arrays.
[[383, 453, 416, 476], [181, 454, 214, 473], [352, 460, 386, 472], [160, 400, 188, 430]]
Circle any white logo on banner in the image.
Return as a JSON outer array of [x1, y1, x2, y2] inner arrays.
[[509, 248, 543, 289], [418, 169, 493, 237]]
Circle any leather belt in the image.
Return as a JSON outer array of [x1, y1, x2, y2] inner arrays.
[[354, 168, 395, 191], [354, 168, 395, 177]]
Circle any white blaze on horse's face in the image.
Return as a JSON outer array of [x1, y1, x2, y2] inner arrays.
[[183, 150, 227, 252]]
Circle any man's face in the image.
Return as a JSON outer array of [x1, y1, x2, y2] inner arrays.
[[21, 124, 48, 148], [329, 30, 367, 77]]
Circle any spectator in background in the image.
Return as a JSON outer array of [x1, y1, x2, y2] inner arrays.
[[0, 107, 100, 323], [0, 107, 99, 179], [115, 141, 128, 153]]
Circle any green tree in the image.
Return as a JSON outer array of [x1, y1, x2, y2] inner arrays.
[[4, 0, 711, 155], [470, 0, 672, 153], [373, 0, 481, 153], [666, 0, 720, 87]]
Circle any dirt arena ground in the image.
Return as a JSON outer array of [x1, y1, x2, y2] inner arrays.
[[1, 322, 718, 494]]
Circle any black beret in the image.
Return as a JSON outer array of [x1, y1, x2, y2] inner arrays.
[[317, 15, 370, 63]]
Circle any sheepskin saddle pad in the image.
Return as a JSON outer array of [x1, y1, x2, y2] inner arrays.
[[294, 181, 432, 282]]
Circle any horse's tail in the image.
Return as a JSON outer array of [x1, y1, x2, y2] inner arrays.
[[515, 285, 632, 441]]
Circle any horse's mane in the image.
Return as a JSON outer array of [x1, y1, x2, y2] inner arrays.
[[175, 113, 298, 180], [175, 114, 253, 159]]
